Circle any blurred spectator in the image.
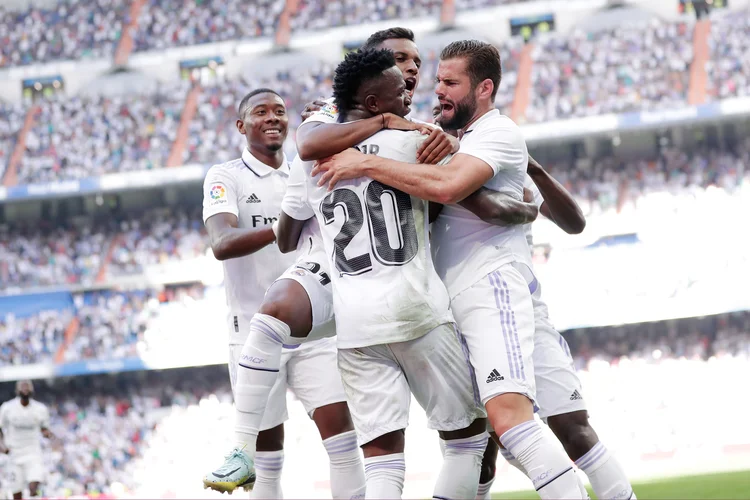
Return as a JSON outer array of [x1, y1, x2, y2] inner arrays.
[[290, 0, 442, 32], [706, 9, 750, 99], [0, 101, 25, 178], [0, 0, 129, 68], [527, 19, 693, 122], [133, 0, 282, 52], [0, 309, 73, 366], [19, 81, 189, 184]]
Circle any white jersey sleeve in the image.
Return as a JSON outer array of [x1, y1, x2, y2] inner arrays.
[[301, 98, 339, 125], [306, 129, 453, 349], [38, 403, 50, 430], [281, 156, 314, 221], [203, 165, 240, 221]]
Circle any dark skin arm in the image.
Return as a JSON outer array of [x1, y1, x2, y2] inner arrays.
[[204, 213, 276, 261], [296, 101, 457, 164], [276, 211, 309, 254], [528, 155, 586, 234], [459, 187, 538, 226]]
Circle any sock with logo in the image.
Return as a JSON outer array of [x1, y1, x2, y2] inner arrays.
[[575, 442, 635, 500], [477, 477, 495, 500], [323, 430, 366, 499], [235, 313, 293, 457], [364, 453, 405, 499], [500, 420, 584, 499], [249, 450, 284, 499], [500, 446, 527, 475], [433, 432, 487, 499]]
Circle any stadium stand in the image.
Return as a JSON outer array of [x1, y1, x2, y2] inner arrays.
[[706, 8, 750, 100], [0, 101, 24, 179]]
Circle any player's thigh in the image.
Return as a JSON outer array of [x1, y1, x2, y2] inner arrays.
[[7, 460, 24, 494], [451, 263, 536, 406], [393, 323, 485, 432], [286, 337, 347, 419], [269, 258, 336, 340], [337, 345, 411, 446], [24, 458, 44, 485], [533, 323, 587, 421]]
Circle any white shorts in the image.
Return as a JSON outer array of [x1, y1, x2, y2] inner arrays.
[[228, 336, 346, 431], [7, 454, 44, 493], [451, 262, 536, 405], [274, 251, 336, 341], [531, 294, 587, 420], [337, 323, 485, 446]]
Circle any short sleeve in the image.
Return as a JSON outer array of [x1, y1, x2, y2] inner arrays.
[[281, 159, 314, 220], [203, 167, 239, 222], [459, 120, 527, 176], [301, 98, 339, 126], [38, 404, 50, 429]]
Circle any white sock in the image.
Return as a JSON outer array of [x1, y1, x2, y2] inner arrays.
[[434, 432, 487, 499], [234, 313, 292, 457], [249, 450, 284, 499], [476, 477, 495, 500], [363, 453, 405, 499], [575, 442, 635, 500], [500, 446, 527, 475], [323, 430, 366, 499], [500, 420, 584, 499]]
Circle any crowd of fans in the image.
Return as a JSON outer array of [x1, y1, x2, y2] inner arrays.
[[0, 101, 24, 178], [19, 80, 188, 184], [0, 308, 73, 366], [0, 0, 129, 68], [290, 0, 441, 32], [706, 9, 750, 100], [527, 18, 694, 122]]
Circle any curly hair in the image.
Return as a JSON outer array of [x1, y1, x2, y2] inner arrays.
[[333, 49, 397, 113]]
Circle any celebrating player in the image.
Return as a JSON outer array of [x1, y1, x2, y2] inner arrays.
[[283, 48, 491, 499], [200, 89, 364, 498], [314, 40, 588, 499], [0, 380, 55, 500]]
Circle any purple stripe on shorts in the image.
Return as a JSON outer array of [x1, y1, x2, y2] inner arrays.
[[489, 272, 519, 380], [498, 272, 526, 381]]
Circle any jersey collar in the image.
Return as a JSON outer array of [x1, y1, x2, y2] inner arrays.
[[241, 148, 290, 178], [461, 108, 500, 138]]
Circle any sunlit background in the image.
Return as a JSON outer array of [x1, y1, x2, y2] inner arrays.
[[1, 0, 750, 498]]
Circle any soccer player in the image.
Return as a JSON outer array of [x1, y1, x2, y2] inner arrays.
[[430, 110, 635, 500], [201, 89, 363, 498], [0, 380, 55, 499], [285, 48, 492, 499], [313, 40, 587, 499]]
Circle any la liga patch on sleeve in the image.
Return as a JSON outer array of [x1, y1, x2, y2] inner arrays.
[[208, 183, 228, 205]]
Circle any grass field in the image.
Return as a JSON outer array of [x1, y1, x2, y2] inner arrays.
[[493, 470, 750, 499]]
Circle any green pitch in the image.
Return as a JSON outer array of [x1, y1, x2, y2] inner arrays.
[[493, 470, 750, 499]]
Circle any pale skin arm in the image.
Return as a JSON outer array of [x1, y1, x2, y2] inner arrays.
[[204, 213, 275, 261], [313, 149, 496, 205]]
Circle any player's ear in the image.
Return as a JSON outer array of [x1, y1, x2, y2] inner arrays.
[[236, 119, 245, 135], [477, 78, 494, 101], [364, 94, 379, 115]]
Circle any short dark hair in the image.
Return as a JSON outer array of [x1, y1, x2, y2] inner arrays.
[[333, 49, 397, 113], [440, 40, 502, 100], [361, 27, 415, 51], [237, 88, 282, 117]]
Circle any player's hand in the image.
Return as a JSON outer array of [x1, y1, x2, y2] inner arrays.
[[523, 187, 534, 203], [312, 148, 367, 190], [382, 113, 433, 135], [417, 128, 459, 164], [0, 444, 8, 454], [301, 98, 328, 121]]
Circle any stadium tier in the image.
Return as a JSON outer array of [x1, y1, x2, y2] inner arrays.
[[2, 0, 750, 498]]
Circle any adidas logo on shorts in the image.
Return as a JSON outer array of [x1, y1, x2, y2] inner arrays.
[[570, 390, 583, 401], [486, 369, 504, 383], [246, 193, 261, 203]]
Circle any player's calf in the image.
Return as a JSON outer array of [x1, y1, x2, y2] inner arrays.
[[362, 430, 406, 499], [476, 437, 498, 500], [549, 411, 636, 500]]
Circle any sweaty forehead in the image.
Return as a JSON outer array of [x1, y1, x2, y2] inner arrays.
[[378, 38, 420, 58]]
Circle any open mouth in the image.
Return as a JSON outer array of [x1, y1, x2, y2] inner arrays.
[[405, 77, 416, 94], [264, 128, 282, 138], [441, 102, 454, 113]]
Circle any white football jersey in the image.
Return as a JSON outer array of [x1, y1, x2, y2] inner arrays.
[[202, 148, 296, 344], [0, 398, 49, 457], [285, 129, 453, 349], [431, 110, 533, 298]]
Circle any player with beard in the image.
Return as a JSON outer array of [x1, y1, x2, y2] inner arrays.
[[0, 381, 55, 499], [201, 89, 364, 498], [314, 40, 588, 499], [430, 106, 635, 500]]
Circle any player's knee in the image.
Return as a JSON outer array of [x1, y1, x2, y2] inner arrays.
[[313, 402, 355, 440], [259, 282, 312, 337], [362, 429, 405, 458], [548, 411, 598, 460], [257, 424, 285, 452], [486, 393, 535, 437]]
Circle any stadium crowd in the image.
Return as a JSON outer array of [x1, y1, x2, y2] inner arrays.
[[0, 309, 73, 366], [290, 0, 441, 32], [0, 101, 24, 178], [527, 18, 694, 122], [19, 80, 188, 184], [707, 9, 750, 100]]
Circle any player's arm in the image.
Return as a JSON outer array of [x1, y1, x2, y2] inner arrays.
[[0, 429, 8, 454], [314, 149, 494, 204], [459, 187, 538, 226], [41, 427, 55, 440], [205, 214, 275, 261], [275, 211, 309, 254], [527, 155, 586, 234]]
